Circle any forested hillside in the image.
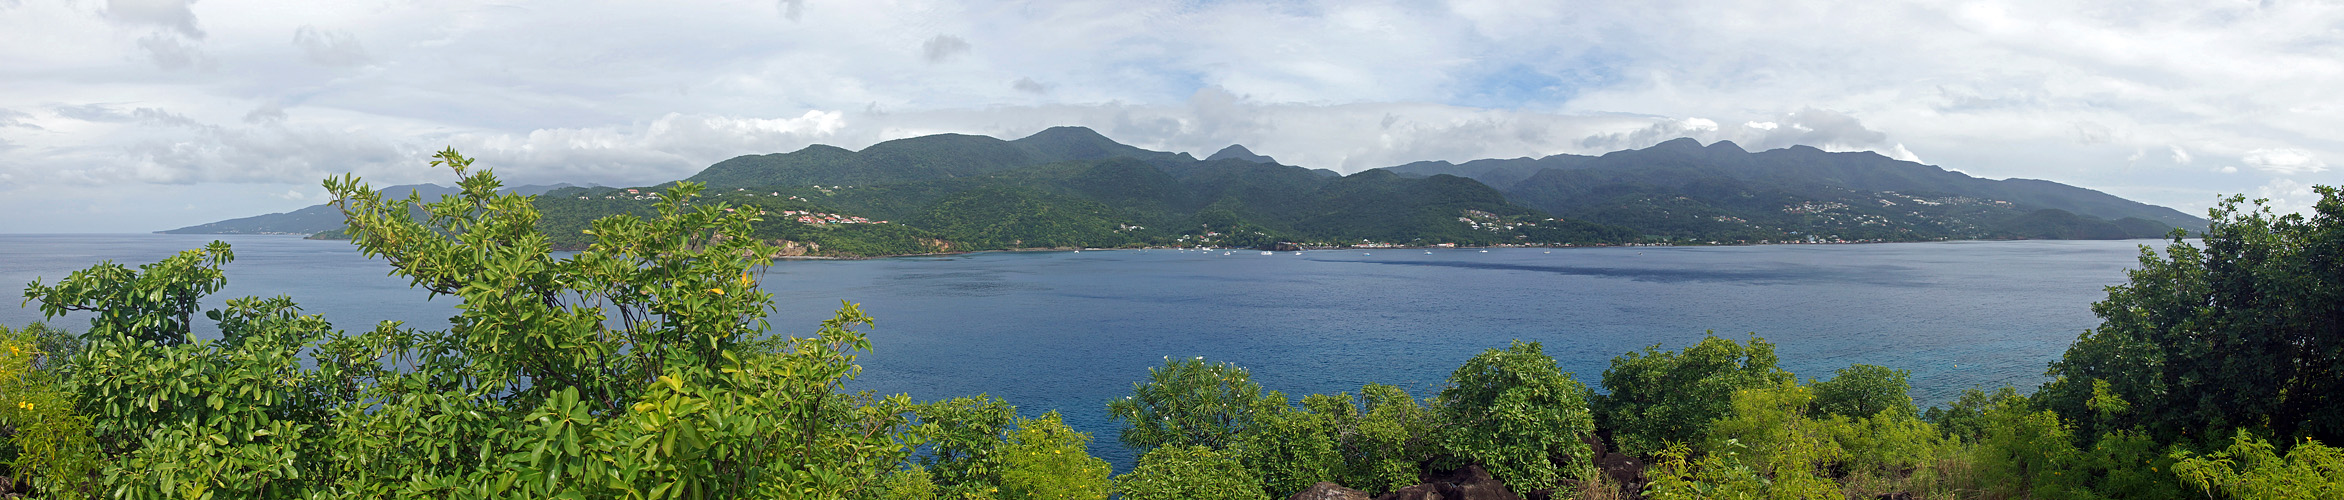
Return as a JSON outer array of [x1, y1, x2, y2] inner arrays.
[[1388, 138, 2199, 243], [176, 128, 2203, 256]]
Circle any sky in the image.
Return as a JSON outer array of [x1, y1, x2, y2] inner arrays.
[[2, 0, 2340, 233]]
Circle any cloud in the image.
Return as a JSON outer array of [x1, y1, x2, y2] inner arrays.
[[243, 102, 286, 124], [2254, 178, 2321, 215], [776, 0, 803, 21], [104, 0, 202, 38], [2241, 148, 2327, 175], [1012, 77, 1049, 94], [135, 32, 210, 71], [292, 26, 371, 67], [2170, 146, 2192, 164], [0, 109, 38, 129], [922, 35, 971, 63]]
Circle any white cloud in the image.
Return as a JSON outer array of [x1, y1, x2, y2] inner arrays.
[[105, 0, 203, 38], [6, 0, 2344, 231], [292, 25, 371, 67], [2254, 178, 2321, 215], [2241, 148, 2327, 175], [922, 35, 971, 64]]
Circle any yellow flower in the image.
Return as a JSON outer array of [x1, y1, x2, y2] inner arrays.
[[17, 401, 30, 410], [708, 288, 725, 295]]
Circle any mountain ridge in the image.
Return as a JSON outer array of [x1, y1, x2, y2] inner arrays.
[[171, 127, 2201, 256]]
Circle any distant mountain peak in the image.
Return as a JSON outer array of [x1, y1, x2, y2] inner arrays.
[[1019, 126, 1112, 143], [1706, 140, 1749, 154], [1206, 144, 1276, 164], [1653, 137, 1705, 150]]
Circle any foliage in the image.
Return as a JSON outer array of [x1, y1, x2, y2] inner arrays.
[[1113, 445, 1266, 500], [911, 395, 1018, 497], [1808, 364, 1915, 420], [1966, 396, 2090, 500], [0, 324, 100, 497], [1229, 395, 1339, 498], [1597, 333, 1794, 456], [2040, 187, 2344, 445], [1301, 385, 1439, 494], [993, 412, 1111, 500], [2171, 433, 2344, 500], [1437, 340, 1597, 492], [1105, 356, 1271, 453]]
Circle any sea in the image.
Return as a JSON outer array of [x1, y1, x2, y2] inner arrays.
[[0, 234, 2166, 469]]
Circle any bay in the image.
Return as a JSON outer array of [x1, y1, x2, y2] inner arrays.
[[0, 234, 2158, 469]]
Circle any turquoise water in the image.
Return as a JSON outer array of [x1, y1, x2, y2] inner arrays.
[[0, 234, 2158, 469]]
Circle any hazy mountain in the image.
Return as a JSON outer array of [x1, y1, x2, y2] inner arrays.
[[685, 126, 1197, 189], [183, 126, 2205, 253], [1384, 138, 2204, 241], [161, 183, 584, 235], [1204, 144, 1277, 164]]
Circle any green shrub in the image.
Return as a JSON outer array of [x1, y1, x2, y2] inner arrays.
[[995, 411, 1111, 500], [1301, 384, 1437, 494], [913, 395, 1019, 496], [1437, 340, 1597, 492], [1230, 395, 1339, 497], [1810, 364, 1915, 419], [1597, 333, 1793, 456], [1115, 445, 1266, 500], [2171, 433, 2344, 500], [1696, 380, 1842, 499], [0, 324, 100, 497], [1105, 356, 1271, 452]]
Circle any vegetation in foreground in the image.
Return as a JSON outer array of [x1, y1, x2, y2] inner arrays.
[[0, 149, 2337, 499]]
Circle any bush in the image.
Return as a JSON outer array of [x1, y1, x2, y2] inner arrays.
[[995, 412, 1112, 500], [1437, 340, 1597, 493], [1302, 384, 1438, 494], [1810, 364, 1915, 419], [2171, 433, 2344, 500], [1597, 333, 1794, 456], [1115, 445, 1266, 500], [1105, 356, 1271, 452], [1229, 396, 1339, 498]]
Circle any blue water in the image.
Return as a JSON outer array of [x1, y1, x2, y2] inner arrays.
[[0, 234, 2159, 470]]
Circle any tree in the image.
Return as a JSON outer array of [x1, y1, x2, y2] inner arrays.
[[1596, 333, 1794, 456], [1105, 356, 1271, 452], [2040, 187, 2344, 445], [1437, 340, 1598, 492], [1810, 364, 1916, 419]]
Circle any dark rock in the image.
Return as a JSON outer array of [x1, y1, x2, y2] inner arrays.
[[1372, 464, 1523, 500], [1289, 482, 1373, 500], [1374, 484, 1443, 500]]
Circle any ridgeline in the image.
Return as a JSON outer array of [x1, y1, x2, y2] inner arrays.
[[168, 127, 2204, 257]]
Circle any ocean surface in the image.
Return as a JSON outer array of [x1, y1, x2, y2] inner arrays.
[[0, 234, 2164, 469]]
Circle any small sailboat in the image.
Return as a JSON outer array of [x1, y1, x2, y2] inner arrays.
[[1479, 249, 1488, 253]]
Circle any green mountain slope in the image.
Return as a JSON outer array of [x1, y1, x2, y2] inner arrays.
[[1388, 138, 2202, 243]]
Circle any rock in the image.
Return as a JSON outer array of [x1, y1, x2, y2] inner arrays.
[[1373, 464, 1523, 500], [1289, 482, 1373, 500], [1374, 484, 1443, 500]]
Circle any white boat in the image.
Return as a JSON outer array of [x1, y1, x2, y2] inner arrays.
[[1260, 251, 1272, 255], [1223, 251, 1231, 255], [1479, 249, 1488, 253]]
